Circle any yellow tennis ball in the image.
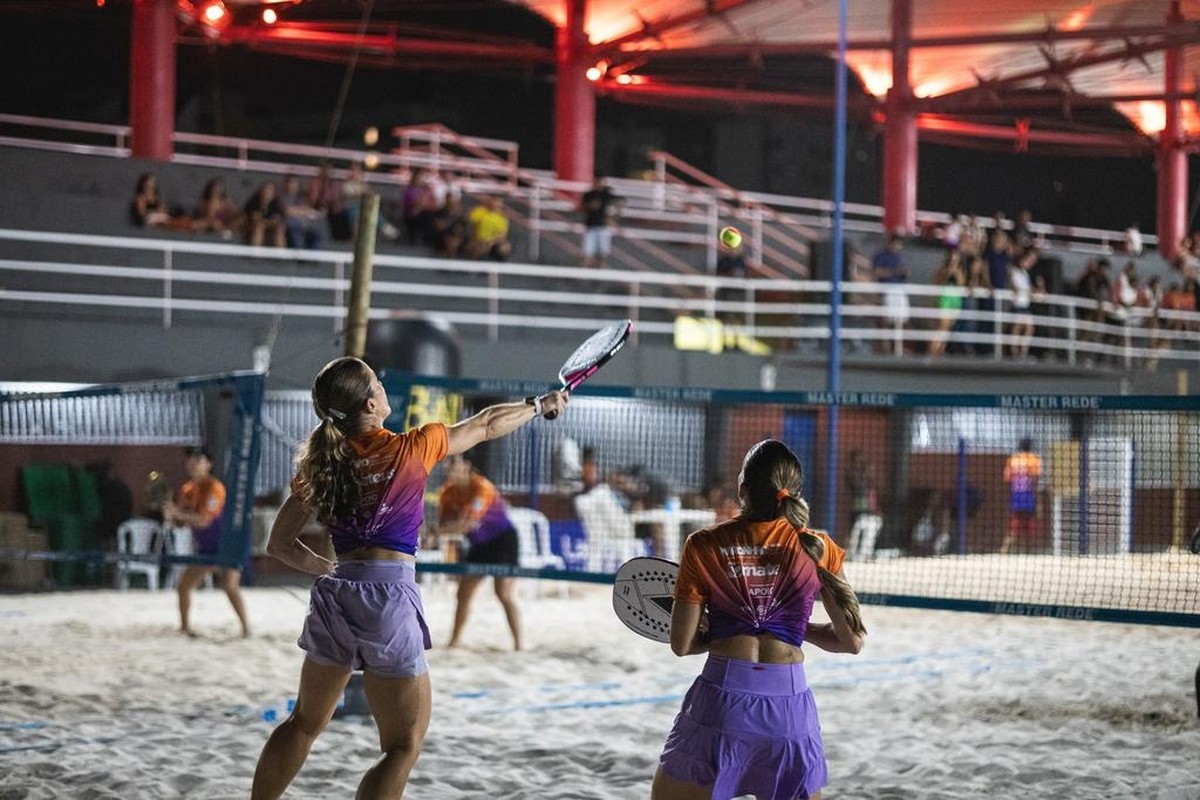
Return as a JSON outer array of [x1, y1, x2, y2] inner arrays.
[[719, 226, 743, 248]]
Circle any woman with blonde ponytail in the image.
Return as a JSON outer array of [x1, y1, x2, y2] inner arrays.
[[652, 439, 865, 800], [252, 357, 567, 800]]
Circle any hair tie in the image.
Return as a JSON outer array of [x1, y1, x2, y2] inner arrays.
[[776, 488, 790, 501], [323, 415, 337, 426]]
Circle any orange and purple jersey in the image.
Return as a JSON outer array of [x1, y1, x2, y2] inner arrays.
[[1003, 451, 1042, 513], [675, 517, 846, 648], [438, 473, 513, 546], [176, 476, 226, 554], [292, 423, 449, 556]]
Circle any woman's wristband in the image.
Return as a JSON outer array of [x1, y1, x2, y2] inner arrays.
[[524, 395, 544, 417]]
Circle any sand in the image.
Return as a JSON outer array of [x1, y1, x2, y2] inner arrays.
[[1, 576, 1198, 799]]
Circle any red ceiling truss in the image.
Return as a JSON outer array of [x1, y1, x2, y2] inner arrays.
[[174, 1, 1200, 151]]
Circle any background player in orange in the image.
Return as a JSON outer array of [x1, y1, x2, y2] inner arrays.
[[999, 437, 1043, 554], [436, 455, 524, 650], [652, 439, 866, 800], [163, 445, 250, 638]]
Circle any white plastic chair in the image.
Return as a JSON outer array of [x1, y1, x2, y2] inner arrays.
[[508, 506, 567, 598], [573, 486, 648, 574], [164, 525, 212, 589], [116, 518, 162, 591]]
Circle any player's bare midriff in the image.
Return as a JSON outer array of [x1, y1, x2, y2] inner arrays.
[[710, 633, 805, 664], [338, 546, 416, 562]]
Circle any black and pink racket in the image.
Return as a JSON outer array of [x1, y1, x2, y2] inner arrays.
[[543, 319, 631, 420]]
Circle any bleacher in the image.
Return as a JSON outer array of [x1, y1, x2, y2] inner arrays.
[[1, 114, 1197, 394]]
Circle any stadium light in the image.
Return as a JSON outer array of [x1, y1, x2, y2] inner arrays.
[[261, 8, 277, 24], [200, 0, 227, 24]]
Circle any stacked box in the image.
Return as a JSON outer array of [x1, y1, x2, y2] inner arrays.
[[0, 511, 49, 591]]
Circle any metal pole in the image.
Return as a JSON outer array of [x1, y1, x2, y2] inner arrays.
[[823, 0, 848, 533], [344, 192, 380, 358]]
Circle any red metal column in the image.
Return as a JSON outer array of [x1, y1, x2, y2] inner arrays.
[[554, 0, 595, 182], [882, 0, 916, 235], [129, 0, 176, 161], [1156, 1, 1187, 260]]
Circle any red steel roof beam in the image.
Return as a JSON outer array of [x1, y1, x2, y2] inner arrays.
[[601, 21, 1200, 60], [592, 0, 776, 55], [203, 23, 553, 63]]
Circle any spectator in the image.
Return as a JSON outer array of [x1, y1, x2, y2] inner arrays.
[[871, 233, 909, 354], [929, 250, 966, 357], [1124, 223, 1144, 257], [402, 168, 438, 247], [580, 178, 620, 268], [243, 181, 286, 248], [194, 177, 239, 238], [307, 164, 337, 216], [466, 196, 512, 261], [949, 256, 990, 355], [1028, 274, 1054, 361], [1008, 247, 1036, 359], [941, 212, 963, 251], [280, 174, 325, 250], [1012, 209, 1035, 251], [1175, 236, 1200, 280], [979, 228, 1012, 354], [1162, 279, 1198, 333], [335, 162, 369, 240], [715, 236, 749, 324], [129, 172, 172, 228], [959, 213, 985, 258], [428, 170, 461, 214], [431, 196, 468, 258]]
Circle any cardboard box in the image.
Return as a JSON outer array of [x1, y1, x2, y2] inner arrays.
[[0, 516, 49, 591]]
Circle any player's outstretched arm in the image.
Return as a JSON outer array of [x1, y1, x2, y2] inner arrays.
[[265, 493, 335, 576], [446, 391, 568, 455]]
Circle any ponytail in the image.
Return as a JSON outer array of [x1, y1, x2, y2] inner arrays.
[[740, 438, 866, 636], [294, 357, 374, 524]]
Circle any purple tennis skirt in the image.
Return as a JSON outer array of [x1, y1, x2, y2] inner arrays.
[[298, 560, 432, 678], [658, 656, 827, 800]]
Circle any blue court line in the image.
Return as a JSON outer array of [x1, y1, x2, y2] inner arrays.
[[451, 681, 625, 699], [0, 722, 51, 732], [471, 658, 1042, 714], [451, 652, 1003, 700], [482, 693, 684, 714]]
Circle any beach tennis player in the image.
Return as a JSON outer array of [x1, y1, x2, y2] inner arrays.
[[251, 357, 566, 799], [436, 455, 524, 650], [652, 439, 867, 800], [163, 445, 251, 639]]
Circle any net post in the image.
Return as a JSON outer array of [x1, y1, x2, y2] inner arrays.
[[344, 192, 380, 359]]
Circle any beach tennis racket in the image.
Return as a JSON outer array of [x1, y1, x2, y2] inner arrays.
[[542, 319, 632, 420], [612, 556, 678, 643]]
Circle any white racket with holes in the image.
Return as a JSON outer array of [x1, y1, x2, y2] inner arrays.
[[612, 556, 679, 643]]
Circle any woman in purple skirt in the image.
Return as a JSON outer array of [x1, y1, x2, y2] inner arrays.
[[251, 357, 566, 799], [652, 439, 867, 800]]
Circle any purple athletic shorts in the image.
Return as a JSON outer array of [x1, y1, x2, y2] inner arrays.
[[298, 560, 432, 678], [658, 656, 827, 800]]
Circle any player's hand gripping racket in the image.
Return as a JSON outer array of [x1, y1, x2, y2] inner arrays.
[[542, 319, 632, 420]]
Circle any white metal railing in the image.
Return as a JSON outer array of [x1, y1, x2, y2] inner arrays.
[[2, 228, 1196, 368], [0, 113, 1157, 278]]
